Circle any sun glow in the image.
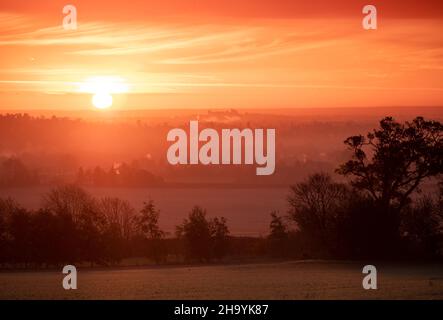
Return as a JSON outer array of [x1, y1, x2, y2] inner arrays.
[[79, 76, 129, 109], [92, 92, 113, 109]]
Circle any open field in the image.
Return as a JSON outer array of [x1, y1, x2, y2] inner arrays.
[[0, 261, 442, 300]]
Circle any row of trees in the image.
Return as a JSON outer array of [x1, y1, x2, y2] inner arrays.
[[268, 173, 442, 259], [269, 117, 443, 259], [0, 185, 230, 267], [0, 158, 164, 188]]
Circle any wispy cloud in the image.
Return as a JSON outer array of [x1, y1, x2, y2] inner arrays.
[[0, 13, 346, 63], [0, 11, 442, 107]]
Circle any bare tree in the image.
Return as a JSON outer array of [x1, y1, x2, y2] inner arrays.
[[99, 197, 136, 241], [42, 184, 97, 222], [287, 173, 349, 253]]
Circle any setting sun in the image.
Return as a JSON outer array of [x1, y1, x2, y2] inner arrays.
[[92, 92, 113, 109], [78, 76, 129, 109]]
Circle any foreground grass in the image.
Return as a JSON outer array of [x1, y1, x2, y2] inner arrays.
[[0, 261, 442, 300]]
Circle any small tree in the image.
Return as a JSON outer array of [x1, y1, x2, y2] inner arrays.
[[268, 211, 290, 258], [210, 217, 230, 260], [287, 173, 349, 256], [176, 206, 230, 262], [134, 200, 165, 263], [99, 197, 136, 241], [176, 206, 212, 262], [135, 200, 164, 239], [99, 197, 136, 264], [269, 211, 287, 241]]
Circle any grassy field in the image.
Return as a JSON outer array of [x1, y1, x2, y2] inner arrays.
[[0, 261, 442, 300]]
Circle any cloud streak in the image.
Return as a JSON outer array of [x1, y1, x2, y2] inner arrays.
[[0, 11, 442, 108]]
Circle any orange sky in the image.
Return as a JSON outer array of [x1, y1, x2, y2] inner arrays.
[[0, 0, 442, 110]]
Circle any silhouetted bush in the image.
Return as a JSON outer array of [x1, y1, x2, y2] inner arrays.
[[336, 194, 402, 259], [401, 196, 443, 259], [267, 211, 291, 258], [210, 217, 230, 260], [176, 206, 230, 262], [134, 200, 167, 263]]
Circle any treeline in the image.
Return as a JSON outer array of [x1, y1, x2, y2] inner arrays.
[[0, 185, 231, 267], [269, 173, 443, 260], [0, 157, 163, 188]]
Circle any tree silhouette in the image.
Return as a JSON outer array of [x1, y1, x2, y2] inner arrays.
[[288, 173, 349, 256], [176, 206, 212, 262], [268, 211, 290, 258], [135, 200, 164, 239], [401, 196, 443, 258], [269, 211, 287, 239], [43, 184, 96, 221], [134, 200, 165, 263], [210, 217, 230, 260], [7, 205, 32, 266], [29, 209, 62, 267], [99, 197, 136, 242], [337, 117, 443, 211], [176, 206, 230, 262], [43, 185, 106, 266]]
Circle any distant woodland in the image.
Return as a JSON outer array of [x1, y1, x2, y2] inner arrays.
[[0, 111, 402, 187]]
